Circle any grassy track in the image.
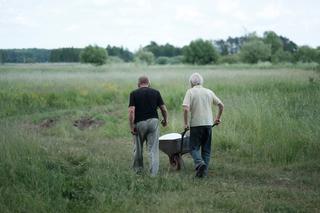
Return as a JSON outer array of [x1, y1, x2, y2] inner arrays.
[[0, 63, 319, 212]]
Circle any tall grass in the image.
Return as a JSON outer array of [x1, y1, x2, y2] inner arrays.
[[1, 64, 319, 163], [0, 63, 319, 212]]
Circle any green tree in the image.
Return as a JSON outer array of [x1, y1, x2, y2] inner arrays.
[[80, 45, 107, 66], [183, 39, 219, 65], [155, 56, 170, 65], [316, 48, 320, 64], [0, 50, 7, 64], [240, 39, 271, 63], [214, 34, 251, 55], [49, 48, 81, 62], [1, 49, 50, 63], [271, 49, 293, 63], [219, 54, 240, 64], [263, 31, 283, 55], [279, 36, 298, 53], [106, 45, 133, 62], [143, 41, 182, 58], [134, 50, 155, 65], [214, 39, 229, 55], [168, 55, 184, 64], [295, 45, 318, 63]]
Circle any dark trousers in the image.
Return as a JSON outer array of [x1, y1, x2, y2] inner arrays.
[[190, 126, 212, 175]]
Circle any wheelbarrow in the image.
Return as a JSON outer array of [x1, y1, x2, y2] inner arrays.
[[159, 124, 218, 170]]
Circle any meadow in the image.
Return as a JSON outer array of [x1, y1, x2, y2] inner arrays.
[[0, 63, 319, 212]]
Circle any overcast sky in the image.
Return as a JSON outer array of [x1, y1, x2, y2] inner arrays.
[[1, 0, 319, 51]]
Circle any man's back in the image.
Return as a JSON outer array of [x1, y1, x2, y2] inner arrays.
[[182, 73, 224, 178], [183, 85, 221, 127], [129, 87, 164, 123]]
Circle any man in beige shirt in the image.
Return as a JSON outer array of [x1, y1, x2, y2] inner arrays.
[[182, 73, 224, 178]]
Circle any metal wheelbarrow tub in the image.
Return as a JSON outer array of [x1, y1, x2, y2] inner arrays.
[[159, 130, 190, 170], [159, 124, 218, 170]]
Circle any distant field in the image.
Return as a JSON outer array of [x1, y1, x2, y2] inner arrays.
[[0, 63, 319, 212]]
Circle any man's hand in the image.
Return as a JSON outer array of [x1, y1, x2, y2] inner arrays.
[[161, 119, 168, 127], [184, 124, 190, 131], [214, 118, 221, 125], [159, 105, 168, 128], [131, 127, 137, 135]]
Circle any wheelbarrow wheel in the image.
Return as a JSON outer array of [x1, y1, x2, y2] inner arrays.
[[169, 154, 182, 170]]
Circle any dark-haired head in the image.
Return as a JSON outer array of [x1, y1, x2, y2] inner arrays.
[[138, 76, 150, 87]]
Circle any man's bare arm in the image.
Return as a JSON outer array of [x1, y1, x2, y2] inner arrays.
[[183, 105, 189, 130], [159, 105, 168, 127], [128, 106, 136, 134], [214, 102, 224, 124]]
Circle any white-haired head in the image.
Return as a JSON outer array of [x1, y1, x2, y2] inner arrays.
[[189, 73, 203, 87]]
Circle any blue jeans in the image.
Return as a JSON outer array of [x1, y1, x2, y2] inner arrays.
[[189, 126, 212, 175]]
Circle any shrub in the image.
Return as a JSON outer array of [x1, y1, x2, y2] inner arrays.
[[271, 49, 294, 63], [183, 39, 219, 65], [240, 39, 271, 63], [219, 54, 240, 64], [134, 50, 155, 65], [80, 45, 108, 66], [168, 55, 184, 64], [107, 56, 124, 64], [295, 45, 319, 63], [155, 57, 170, 65]]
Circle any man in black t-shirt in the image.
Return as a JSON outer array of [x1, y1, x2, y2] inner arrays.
[[128, 76, 168, 176]]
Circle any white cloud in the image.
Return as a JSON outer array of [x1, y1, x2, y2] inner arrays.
[[256, 0, 294, 20], [65, 24, 80, 32], [0, 0, 320, 49], [215, 0, 240, 14], [0, 0, 7, 7], [257, 1, 281, 20], [233, 11, 249, 22], [175, 6, 203, 23], [91, 0, 113, 6]]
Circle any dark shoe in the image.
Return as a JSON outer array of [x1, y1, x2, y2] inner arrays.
[[195, 164, 206, 178]]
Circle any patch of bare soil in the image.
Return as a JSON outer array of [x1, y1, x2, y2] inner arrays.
[[39, 118, 56, 128], [271, 177, 292, 187], [73, 117, 104, 130]]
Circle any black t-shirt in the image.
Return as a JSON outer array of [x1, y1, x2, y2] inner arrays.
[[129, 87, 164, 123]]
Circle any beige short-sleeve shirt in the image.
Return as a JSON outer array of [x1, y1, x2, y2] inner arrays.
[[182, 85, 222, 127]]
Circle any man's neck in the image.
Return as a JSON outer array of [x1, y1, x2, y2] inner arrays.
[[139, 84, 149, 88], [192, 84, 202, 88]]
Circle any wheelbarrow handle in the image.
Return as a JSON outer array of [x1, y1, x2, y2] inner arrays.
[[180, 123, 219, 152], [181, 129, 188, 139], [212, 123, 219, 127], [181, 123, 218, 136]]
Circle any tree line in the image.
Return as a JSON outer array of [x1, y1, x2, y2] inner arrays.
[[0, 48, 50, 63], [1, 31, 319, 65]]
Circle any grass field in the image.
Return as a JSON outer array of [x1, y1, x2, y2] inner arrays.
[[0, 63, 320, 212]]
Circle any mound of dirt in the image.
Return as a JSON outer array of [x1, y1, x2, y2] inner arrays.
[[39, 119, 56, 128], [73, 117, 104, 130]]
